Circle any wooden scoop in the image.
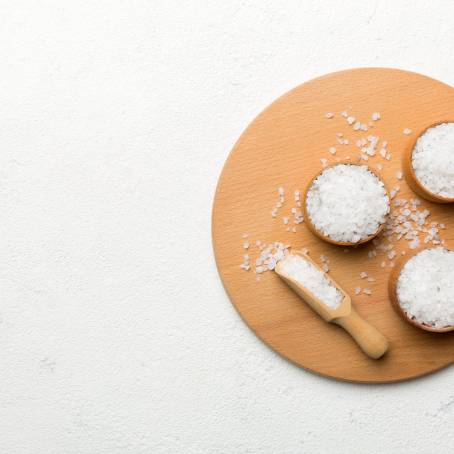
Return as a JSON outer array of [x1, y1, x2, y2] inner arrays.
[[275, 251, 389, 359]]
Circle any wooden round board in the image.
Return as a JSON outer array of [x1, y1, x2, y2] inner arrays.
[[212, 68, 454, 383]]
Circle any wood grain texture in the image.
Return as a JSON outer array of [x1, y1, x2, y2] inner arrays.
[[212, 68, 454, 383]]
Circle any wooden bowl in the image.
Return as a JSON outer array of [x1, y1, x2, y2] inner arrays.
[[404, 121, 454, 204], [303, 162, 390, 246], [388, 247, 454, 333]]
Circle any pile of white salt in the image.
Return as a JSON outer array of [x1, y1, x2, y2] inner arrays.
[[412, 122, 454, 198], [306, 164, 390, 243], [397, 248, 454, 328], [278, 254, 343, 309]]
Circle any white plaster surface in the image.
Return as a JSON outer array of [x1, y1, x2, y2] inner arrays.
[[1, 1, 454, 452]]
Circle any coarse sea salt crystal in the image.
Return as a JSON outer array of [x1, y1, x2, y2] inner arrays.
[[397, 248, 454, 328], [372, 112, 381, 121], [305, 164, 390, 243], [278, 254, 343, 309], [325, 112, 334, 119], [411, 122, 454, 198], [403, 128, 413, 135]]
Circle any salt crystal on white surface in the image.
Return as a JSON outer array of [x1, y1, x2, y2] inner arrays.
[[411, 123, 454, 198], [305, 164, 390, 243], [403, 128, 413, 135], [397, 248, 454, 328], [278, 254, 343, 309]]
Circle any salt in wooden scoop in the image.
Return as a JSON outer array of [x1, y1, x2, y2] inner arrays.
[[275, 251, 389, 359]]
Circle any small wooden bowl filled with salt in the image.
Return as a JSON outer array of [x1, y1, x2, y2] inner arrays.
[[303, 163, 390, 246], [404, 122, 454, 203], [389, 247, 454, 333]]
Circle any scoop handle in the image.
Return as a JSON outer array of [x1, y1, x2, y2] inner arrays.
[[334, 308, 389, 359]]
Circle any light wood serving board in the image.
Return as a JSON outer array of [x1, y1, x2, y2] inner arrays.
[[212, 68, 454, 383]]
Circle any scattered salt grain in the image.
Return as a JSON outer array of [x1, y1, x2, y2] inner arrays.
[[372, 112, 381, 121], [403, 128, 412, 135], [396, 171, 403, 180], [411, 123, 454, 198], [320, 158, 328, 167], [243, 242, 250, 249], [347, 116, 356, 125], [363, 288, 372, 295], [278, 254, 343, 309], [355, 287, 361, 295], [283, 217, 289, 225], [359, 271, 368, 279], [397, 248, 454, 328], [325, 112, 334, 119], [305, 164, 390, 243], [329, 147, 337, 155]]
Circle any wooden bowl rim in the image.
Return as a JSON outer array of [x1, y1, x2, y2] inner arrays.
[[388, 246, 454, 333], [405, 121, 454, 204], [303, 161, 391, 247]]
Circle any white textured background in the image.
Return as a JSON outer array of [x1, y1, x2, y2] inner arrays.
[[1, 1, 454, 453]]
